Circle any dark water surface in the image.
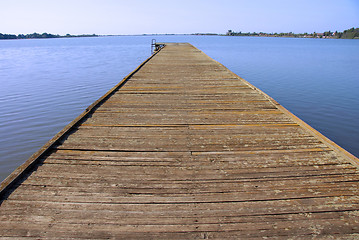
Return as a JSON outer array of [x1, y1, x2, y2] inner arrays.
[[0, 36, 358, 181]]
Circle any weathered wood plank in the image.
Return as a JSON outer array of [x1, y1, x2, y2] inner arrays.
[[1, 42, 358, 238]]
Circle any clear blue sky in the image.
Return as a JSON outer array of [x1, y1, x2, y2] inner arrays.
[[1, 0, 358, 35]]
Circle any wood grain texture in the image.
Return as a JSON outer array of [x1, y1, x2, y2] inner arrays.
[[1, 43, 359, 239]]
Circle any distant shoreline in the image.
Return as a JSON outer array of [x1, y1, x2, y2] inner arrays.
[[1, 28, 358, 40], [0, 33, 98, 40], [222, 28, 359, 39]]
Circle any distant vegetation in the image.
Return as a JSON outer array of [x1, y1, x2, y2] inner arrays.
[[225, 27, 359, 39], [2, 28, 358, 40], [0, 32, 98, 40], [336, 28, 359, 39]]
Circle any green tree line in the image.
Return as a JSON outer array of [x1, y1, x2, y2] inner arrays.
[[334, 28, 359, 39], [0, 32, 98, 40], [226, 27, 359, 39]]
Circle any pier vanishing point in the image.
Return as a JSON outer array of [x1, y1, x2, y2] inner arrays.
[[1, 43, 359, 239]]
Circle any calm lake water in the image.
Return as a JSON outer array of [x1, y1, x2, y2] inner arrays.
[[0, 35, 358, 181]]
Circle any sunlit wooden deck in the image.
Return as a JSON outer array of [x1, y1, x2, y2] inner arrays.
[[1, 43, 359, 239]]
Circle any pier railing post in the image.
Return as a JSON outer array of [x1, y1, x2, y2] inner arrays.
[[151, 39, 156, 54]]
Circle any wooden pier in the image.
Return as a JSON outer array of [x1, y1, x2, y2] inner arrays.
[[1, 43, 359, 239]]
